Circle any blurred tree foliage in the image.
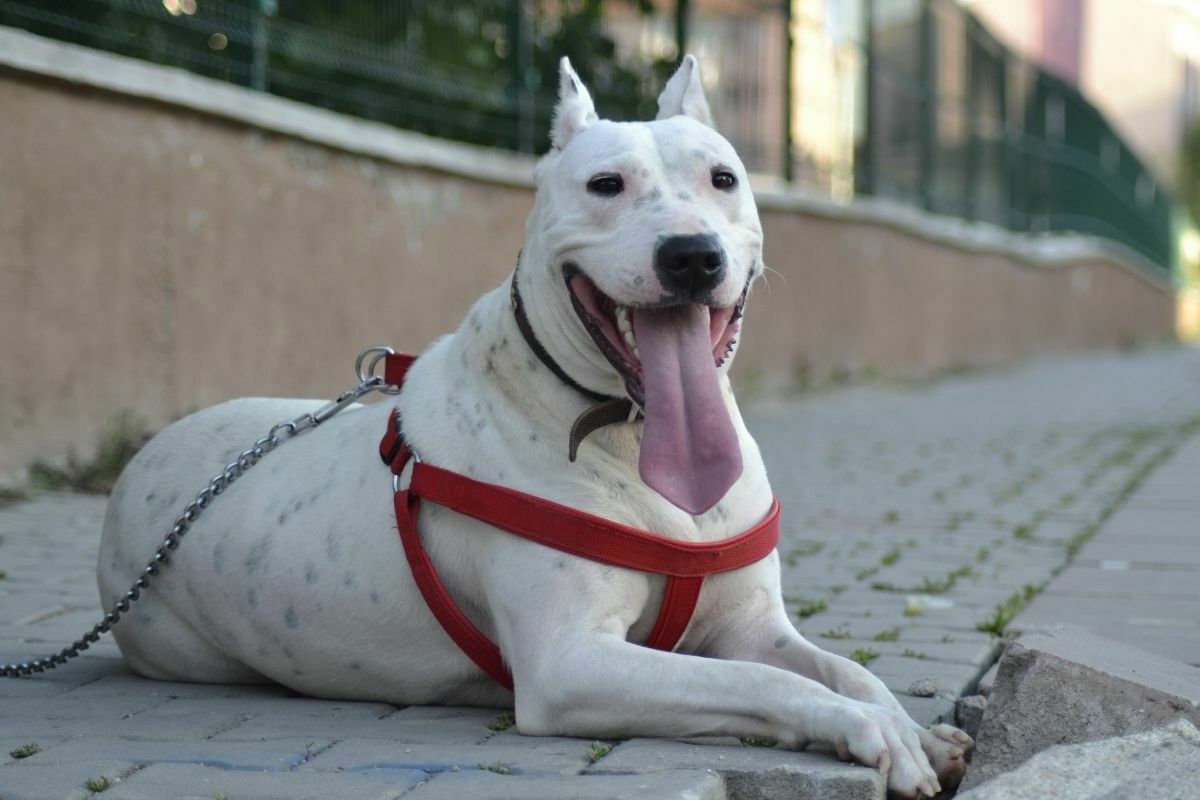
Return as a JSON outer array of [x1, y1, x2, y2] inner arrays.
[[0, 0, 673, 152], [1181, 119, 1200, 224]]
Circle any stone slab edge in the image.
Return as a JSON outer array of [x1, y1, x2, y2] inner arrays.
[[1000, 627, 1200, 706], [0, 25, 1171, 290]]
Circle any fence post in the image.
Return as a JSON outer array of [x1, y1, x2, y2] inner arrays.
[[783, 0, 794, 182], [858, 0, 876, 196], [675, 0, 689, 58], [919, 0, 935, 210], [252, 0, 276, 92], [963, 12, 977, 221], [509, 0, 534, 152]]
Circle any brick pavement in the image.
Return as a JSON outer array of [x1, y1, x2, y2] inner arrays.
[[1012, 432, 1200, 666], [2, 345, 1199, 799]]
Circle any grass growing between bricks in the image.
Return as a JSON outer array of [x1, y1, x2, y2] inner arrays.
[[850, 648, 880, 666], [585, 741, 613, 763], [84, 776, 113, 793], [29, 410, 152, 494], [487, 711, 515, 731], [478, 762, 511, 775], [9, 743, 41, 759], [977, 584, 1043, 635], [739, 736, 778, 748], [0, 486, 28, 508], [873, 627, 900, 642], [871, 565, 974, 595], [819, 627, 852, 640], [790, 596, 828, 618]]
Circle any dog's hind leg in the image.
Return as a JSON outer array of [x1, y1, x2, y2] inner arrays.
[[107, 601, 268, 684]]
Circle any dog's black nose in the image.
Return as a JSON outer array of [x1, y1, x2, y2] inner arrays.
[[654, 234, 727, 297]]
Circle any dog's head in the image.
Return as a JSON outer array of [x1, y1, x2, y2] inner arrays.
[[521, 56, 764, 514]]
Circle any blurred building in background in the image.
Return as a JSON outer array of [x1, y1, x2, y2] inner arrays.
[[0, 0, 1186, 280]]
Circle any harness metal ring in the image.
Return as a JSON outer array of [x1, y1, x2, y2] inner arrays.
[[356, 345, 402, 395]]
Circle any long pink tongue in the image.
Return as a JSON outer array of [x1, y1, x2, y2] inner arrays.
[[634, 305, 742, 514]]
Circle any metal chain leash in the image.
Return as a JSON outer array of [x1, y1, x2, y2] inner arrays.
[[1, 346, 402, 678]]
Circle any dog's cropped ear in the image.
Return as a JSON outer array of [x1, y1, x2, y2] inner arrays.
[[656, 54, 713, 127], [551, 57, 597, 150]]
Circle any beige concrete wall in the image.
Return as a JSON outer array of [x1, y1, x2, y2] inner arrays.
[[0, 28, 1176, 478]]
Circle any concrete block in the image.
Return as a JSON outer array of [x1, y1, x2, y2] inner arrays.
[[894, 694, 957, 727], [216, 702, 496, 744], [955, 695, 987, 741], [298, 738, 594, 776], [0, 759, 137, 800], [101, 762, 425, 800], [54, 673, 295, 701], [15, 738, 326, 771], [976, 662, 999, 697], [407, 769, 725, 800], [1013, 593, 1200, 666], [865, 655, 982, 698], [589, 738, 885, 800], [962, 627, 1200, 790], [957, 719, 1200, 800]]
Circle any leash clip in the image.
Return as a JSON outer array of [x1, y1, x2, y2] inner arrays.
[[355, 345, 403, 395]]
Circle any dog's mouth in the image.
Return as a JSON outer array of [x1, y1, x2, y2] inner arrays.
[[564, 264, 746, 408], [563, 263, 746, 515]]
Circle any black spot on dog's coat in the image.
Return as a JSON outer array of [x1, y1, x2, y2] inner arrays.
[[633, 186, 663, 209]]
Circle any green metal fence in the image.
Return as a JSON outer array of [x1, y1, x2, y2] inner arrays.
[[0, 0, 1176, 272], [856, 0, 1174, 269]]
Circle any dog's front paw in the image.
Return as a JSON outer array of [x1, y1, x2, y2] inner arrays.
[[835, 705, 941, 799], [914, 723, 971, 794]]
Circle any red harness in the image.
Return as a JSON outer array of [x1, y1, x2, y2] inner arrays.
[[378, 353, 781, 691]]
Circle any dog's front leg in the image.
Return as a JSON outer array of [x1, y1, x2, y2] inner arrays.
[[700, 579, 970, 791], [487, 566, 940, 798], [512, 633, 939, 798]]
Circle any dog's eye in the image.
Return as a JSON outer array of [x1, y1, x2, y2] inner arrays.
[[587, 174, 624, 197], [711, 169, 737, 191]]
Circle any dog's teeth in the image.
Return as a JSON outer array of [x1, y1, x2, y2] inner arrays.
[[616, 305, 632, 334], [616, 305, 638, 355]]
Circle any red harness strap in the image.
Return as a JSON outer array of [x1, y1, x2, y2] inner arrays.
[[378, 353, 781, 692]]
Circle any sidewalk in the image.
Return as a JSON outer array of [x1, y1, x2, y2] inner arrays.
[[1012, 433, 1200, 666], [2, 345, 1199, 800]]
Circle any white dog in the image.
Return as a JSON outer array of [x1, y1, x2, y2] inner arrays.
[[98, 56, 969, 797]]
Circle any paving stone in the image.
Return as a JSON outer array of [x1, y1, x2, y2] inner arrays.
[[589, 738, 885, 800], [14, 738, 327, 771], [962, 627, 1200, 790], [957, 719, 1200, 800], [1013, 594, 1200, 666], [54, 673, 295, 700], [955, 695, 987, 740], [0, 759, 137, 800], [894, 694, 957, 726], [864, 655, 984, 699], [804, 636, 998, 667], [215, 702, 495, 744], [298, 738, 595, 776], [976, 663, 999, 697], [0, 696, 170, 741], [100, 762, 425, 800], [407, 769, 726, 800]]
